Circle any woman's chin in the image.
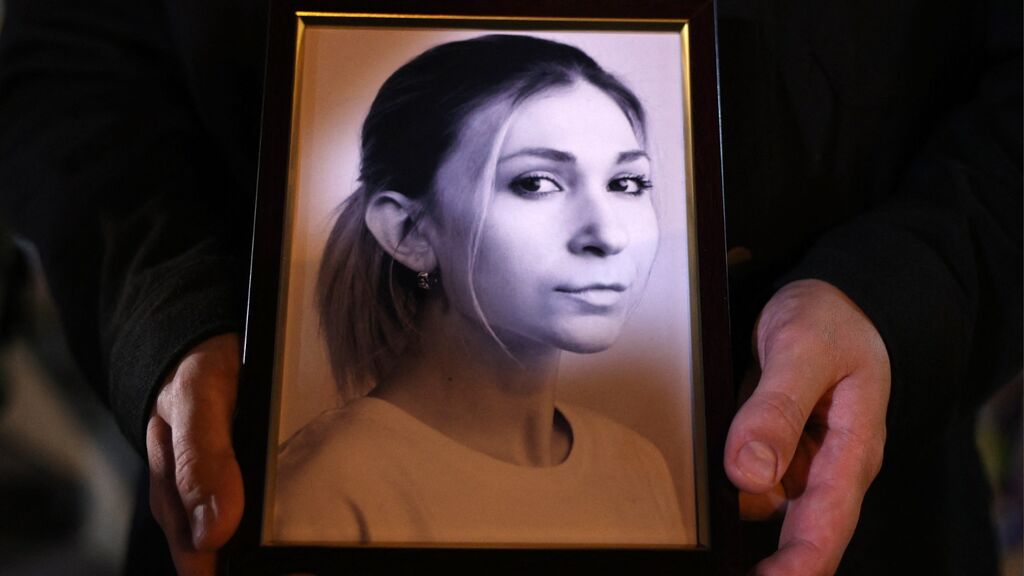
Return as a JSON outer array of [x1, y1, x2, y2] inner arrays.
[[560, 339, 618, 355], [551, 322, 625, 355], [488, 317, 628, 357]]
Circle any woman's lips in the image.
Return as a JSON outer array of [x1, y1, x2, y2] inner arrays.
[[555, 283, 627, 308]]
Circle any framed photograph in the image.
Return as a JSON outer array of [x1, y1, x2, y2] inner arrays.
[[233, 0, 736, 573]]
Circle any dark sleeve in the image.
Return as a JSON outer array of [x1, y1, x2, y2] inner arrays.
[[786, 13, 1022, 456], [0, 0, 251, 453]]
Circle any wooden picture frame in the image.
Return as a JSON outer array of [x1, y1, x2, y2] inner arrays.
[[232, 1, 736, 573]]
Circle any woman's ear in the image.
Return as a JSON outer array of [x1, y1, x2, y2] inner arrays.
[[364, 191, 438, 272]]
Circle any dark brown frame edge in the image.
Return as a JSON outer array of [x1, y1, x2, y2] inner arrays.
[[231, 1, 737, 574]]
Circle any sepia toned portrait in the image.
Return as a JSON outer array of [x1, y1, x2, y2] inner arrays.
[[263, 22, 702, 549]]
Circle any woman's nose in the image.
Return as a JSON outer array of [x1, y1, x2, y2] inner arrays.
[[567, 189, 629, 257]]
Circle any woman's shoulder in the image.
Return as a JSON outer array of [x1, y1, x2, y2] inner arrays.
[[277, 398, 398, 482], [272, 398, 405, 542]]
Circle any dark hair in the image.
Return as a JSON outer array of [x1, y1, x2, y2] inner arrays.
[[317, 34, 647, 399]]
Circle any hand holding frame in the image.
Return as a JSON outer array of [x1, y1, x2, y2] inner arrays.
[[726, 279, 891, 575], [146, 333, 245, 576]]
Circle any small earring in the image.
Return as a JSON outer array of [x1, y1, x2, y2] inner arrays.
[[417, 270, 438, 291]]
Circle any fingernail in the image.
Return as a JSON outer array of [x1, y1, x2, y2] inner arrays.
[[191, 497, 217, 548], [738, 441, 777, 486]]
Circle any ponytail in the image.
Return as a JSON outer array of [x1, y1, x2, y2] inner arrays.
[[315, 188, 420, 400]]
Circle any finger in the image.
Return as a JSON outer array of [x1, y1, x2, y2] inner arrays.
[[157, 334, 244, 551], [148, 415, 218, 576], [754, 378, 887, 576], [752, 435, 872, 576], [168, 381, 244, 551], [725, 323, 837, 493]]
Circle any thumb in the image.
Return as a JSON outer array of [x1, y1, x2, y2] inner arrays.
[[157, 333, 244, 551], [725, 290, 839, 493]]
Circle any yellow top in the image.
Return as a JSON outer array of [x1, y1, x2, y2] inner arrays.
[[273, 397, 687, 547]]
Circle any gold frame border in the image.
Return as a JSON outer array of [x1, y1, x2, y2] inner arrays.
[[678, 22, 711, 548], [261, 14, 309, 546], [262, 11, 709, 550]]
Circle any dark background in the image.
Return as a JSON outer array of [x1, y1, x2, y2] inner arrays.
[[0, 1, 1019, 574]]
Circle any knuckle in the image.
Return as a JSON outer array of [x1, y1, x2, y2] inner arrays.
[[163, 349, 239, 406], [751, 389, 807, 441], [765, 320, 817, 359], [834, 425, 887, 488], [172, 435, 236, 505], [146, 422, 174, 478], [761, 315, 848, 384], [782, 319, 834, 357], [174, 367, 217, 399], [173, 442, 209, 504]]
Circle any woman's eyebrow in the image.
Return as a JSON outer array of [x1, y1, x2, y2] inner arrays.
[[498, 147, 575, 163], [497, 148, 651, 164], [617, 150, 650, 164]]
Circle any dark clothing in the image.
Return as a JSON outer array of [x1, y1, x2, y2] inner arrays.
[[0, 0, 1019, 573], [720, 0, 1022, 449], [718, 2, 1021, 572], [0, 0, 265, 452]]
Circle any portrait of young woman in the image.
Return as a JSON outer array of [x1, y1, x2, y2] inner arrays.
[[266, 27, 698, 548]]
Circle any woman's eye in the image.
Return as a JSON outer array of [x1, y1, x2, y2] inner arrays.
[[510, 174, 563, 197], [608, 175, 653, 195]]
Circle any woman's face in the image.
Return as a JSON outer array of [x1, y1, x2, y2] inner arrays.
[[430, 81, 659, 357]]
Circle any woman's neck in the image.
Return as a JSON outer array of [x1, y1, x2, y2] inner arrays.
[[369, 298, 571, 467]]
